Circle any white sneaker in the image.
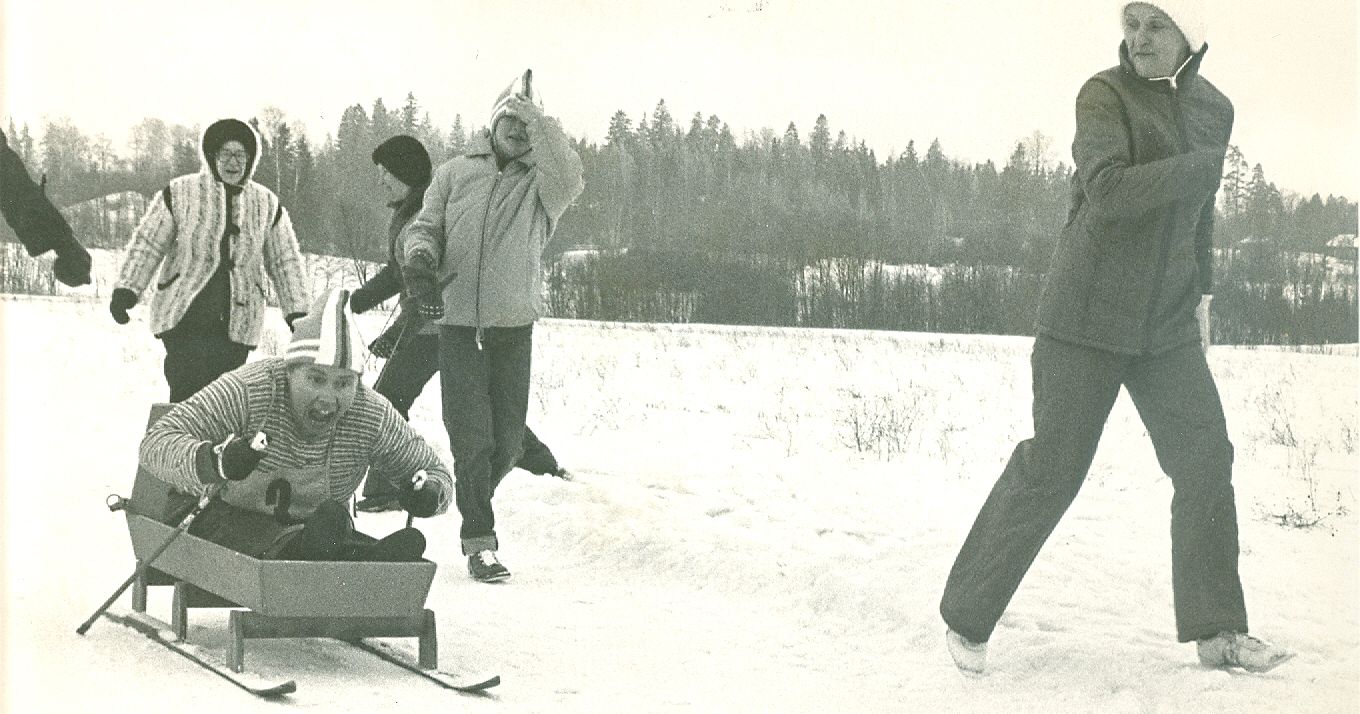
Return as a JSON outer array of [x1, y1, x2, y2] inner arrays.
[[946, 629, 987, 675], [1196, 632, 1294, 673]]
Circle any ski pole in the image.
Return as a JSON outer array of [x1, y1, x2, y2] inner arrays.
[[76, 488, 216, 635], [405, 470, 428, 529]]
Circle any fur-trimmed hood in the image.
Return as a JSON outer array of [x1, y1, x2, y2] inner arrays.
[[200, 118, 260, 184]]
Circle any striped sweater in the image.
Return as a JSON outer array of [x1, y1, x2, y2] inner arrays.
[[140, 359, 454, 521], [115, 170, 311, 347]]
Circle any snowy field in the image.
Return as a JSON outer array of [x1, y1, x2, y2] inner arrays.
[[1, 294, 1356, 713]]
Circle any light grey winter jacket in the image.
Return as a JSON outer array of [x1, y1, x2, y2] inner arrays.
[[402, 113, 583, 328]]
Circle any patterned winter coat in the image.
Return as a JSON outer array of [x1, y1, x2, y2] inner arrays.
[[1036, 44, 1232, 355], [115, 126, 310, 347], [402, 114, 584, 328], [139, 358, 454, 521]]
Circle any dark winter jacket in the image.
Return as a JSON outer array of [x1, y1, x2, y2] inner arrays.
[[115, 124, 311, 347], [1036, 43, 1233, 355], [349, 187, 436, 351], [0, 129, 92, 286]]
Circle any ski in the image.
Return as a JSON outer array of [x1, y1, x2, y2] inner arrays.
[[348, 637, 500, 693], [102, 612, 297, 698]]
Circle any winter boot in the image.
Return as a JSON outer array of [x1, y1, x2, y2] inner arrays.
[[359, 528, 427, 562], [946, 629, 987, 675], [1196, 632, 1293, 673], [468, 550, 511, 582]]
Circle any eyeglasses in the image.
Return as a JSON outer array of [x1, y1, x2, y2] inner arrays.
[[218, 150, 249, 164]]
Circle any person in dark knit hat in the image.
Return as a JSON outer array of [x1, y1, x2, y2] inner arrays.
[[351, 135, 571, 513], [401, 70, 584, 581], [938, 1, 1291, 676], [139, 288, 454, 562], [111, 117, 311, 403]]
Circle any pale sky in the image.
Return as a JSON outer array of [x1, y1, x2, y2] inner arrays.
[[2, 0, 1356, 198]]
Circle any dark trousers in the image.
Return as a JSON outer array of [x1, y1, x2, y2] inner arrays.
[[190, 500, 425, 561], [940, 336, 1247, 644], [439, 324, 533, 554], [362, 328, 560, 500], [162, 332, 249, 403]]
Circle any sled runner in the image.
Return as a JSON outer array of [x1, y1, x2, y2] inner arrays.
[[101, 403, 498, 695]]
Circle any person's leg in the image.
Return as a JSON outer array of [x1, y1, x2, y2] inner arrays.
[[362, 332, 440, 504], [275, 501, 357, 561], [162, 333, 248, 402], [1123, 343, 1248, 643], [940, 337, 1125, 644], [373, 332, 440, 420], [439, 326, 498, 555], [486, 325, 533, 494]]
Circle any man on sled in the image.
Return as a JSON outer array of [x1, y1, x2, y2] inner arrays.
[[138, 288, 455, 561]]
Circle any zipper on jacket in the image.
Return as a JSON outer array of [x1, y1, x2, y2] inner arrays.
[[475, 171, 504, 351], [1142, 79, 1190, 351]]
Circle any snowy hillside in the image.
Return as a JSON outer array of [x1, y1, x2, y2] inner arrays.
[[1, 295, 1356, 713]]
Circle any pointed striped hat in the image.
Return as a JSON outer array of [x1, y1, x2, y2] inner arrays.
[[284, 289, 364, 372]]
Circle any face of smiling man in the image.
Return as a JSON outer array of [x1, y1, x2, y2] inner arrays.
[[286, 363, 358, 438]]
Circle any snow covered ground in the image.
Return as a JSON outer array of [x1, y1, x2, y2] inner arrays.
[[1, 294, 1356, 713]]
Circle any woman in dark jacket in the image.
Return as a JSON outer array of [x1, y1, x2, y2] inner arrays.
[[350, 136, 569, 513], [938, 1, 1291, 675]]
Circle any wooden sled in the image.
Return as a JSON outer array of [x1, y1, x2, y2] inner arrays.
[[123, 404, 439, 674]]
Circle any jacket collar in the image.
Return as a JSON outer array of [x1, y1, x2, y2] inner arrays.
[[1118, 41, 1207, 91]]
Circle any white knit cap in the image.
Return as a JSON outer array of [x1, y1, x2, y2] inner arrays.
[[489, 69, 545, 129], [1122, 0, 1207, 53], [284, 289, 363, 372]]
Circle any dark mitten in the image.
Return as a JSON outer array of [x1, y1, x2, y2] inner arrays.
[[109, 288, 138, 325], [214, 432, 269, 481], [284, 312, 306, 332], [52, 245, 92, 287], [398, 470, 442, 518], [402, 252, 444, 320]]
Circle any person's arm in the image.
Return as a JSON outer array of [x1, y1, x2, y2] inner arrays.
[[349, 261, 402, 314], [513, 98, 585, 228], [139, 373, 253, 496], [115, 188, 177, 296], [368, 404, 454, 516], [1073, 79, 1223, 222], [262, 203, 311, 327], [401, 163, 454, 268]]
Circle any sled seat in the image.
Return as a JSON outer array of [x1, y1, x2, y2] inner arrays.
[[125, 403, 439, 672]]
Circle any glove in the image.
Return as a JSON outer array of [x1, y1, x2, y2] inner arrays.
[[402, 252, 444, 320], [214, 432, 269, 481], [109, 288, 138, 325], [52, 245, 92, 287], [399, 470, 442, 518]]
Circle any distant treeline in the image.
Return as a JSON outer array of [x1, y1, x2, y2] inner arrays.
[[3, 95, 1356, 344]]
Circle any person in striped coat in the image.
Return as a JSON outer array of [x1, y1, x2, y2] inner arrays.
[[111, 118, 311, 402], [139, 289, 454, 561]]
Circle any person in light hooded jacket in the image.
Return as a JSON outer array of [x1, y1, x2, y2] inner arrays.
[[938, 0, 1292, 676], [401, 71, 583, 582], [350, 135, 572, 514], [111, 118, 311, 403]]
